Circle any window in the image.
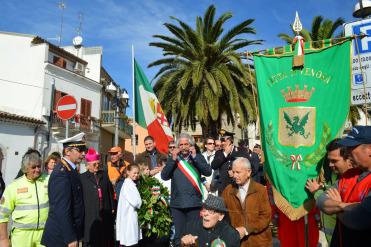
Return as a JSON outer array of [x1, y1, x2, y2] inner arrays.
[[53, 56, 66, 69], [80, 98, 92, 117], [53, 90, 67, 111]]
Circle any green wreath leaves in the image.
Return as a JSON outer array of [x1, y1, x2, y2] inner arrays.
[[138, 175, 172, 237]]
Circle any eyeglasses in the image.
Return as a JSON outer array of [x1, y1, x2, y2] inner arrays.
[[91, 162, 100, 166], [168, 146, 176, 149], [207, 142, 215, 145]]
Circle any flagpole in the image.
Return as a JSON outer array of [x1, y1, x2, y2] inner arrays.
[[132, 45, 136, 161]]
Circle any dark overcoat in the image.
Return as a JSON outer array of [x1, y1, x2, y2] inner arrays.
[[41, 158, 84, 247], [80, 170, 115, 246], [183, 218, 240, 247], [161, 154, 211, 208]]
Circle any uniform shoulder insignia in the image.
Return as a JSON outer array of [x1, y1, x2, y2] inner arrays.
[[60, 159, 72, 172]]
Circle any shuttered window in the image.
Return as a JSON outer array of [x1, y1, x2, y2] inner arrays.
[[80, 98, 92, 117]]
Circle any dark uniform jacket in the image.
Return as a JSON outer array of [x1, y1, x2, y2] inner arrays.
[[183, 218, 240, 247], [161, 154, 211, 208], [135, 148, 167, 170], [211, 147, 260, 194], [80, 170, 115, 246], [41, 158, 84, 247]]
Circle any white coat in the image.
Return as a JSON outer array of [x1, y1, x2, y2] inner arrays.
[[116, 178, 142, 246]]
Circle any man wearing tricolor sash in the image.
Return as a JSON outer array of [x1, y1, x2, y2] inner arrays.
[[161, 133, 212, 247]]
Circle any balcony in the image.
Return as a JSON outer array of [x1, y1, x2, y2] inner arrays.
[[101, 110, 133, 138], [51, 112, 99, 136]]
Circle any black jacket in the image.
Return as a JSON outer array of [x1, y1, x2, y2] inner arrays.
[[161, 154, 211, 208], [183, 218, 240, 247], [80, 170, 115, 246], [211, 147, 260, 194], [41, 159, 84, 247]]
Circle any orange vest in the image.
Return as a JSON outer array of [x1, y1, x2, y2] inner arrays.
[[107, 161, 126, 184]]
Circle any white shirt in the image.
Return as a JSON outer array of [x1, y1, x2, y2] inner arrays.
[[63, 157, 76, 170], [238, 179, 250, 203], [202, 150, 216, 165]]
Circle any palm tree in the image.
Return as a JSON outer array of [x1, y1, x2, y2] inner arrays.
[[278, 15, 344, 48], [149, 5, 261, 137]]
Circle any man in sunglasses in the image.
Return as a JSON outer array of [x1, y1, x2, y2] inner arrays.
[[211, 129, 251, 195], [0, 150, 49, 247], [42, 132, 87, 247]]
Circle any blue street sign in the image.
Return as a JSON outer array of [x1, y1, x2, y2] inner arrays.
[[352, 22, 371, 54], [354, 73, 364, 85]]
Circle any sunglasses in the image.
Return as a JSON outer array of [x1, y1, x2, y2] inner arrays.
[[207, 142, 215, 145], [168, 146, 176, 149], [31, 165, 41, 169]]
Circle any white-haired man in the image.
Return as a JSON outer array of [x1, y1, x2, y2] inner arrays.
[[222, 157, 272, 247], [161, 132, 212, 247]]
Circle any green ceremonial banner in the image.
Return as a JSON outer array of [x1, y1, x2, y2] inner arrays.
[[254, 40, 351, 218]]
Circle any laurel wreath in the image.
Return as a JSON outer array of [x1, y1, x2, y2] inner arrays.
[[138, 175, 172, 237], [266, 121, 331, 168]]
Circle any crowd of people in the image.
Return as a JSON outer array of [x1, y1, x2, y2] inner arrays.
[[0, 126, 369, 247]]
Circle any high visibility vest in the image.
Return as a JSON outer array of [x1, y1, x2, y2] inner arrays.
[[0, 174, 49, 229], [107, 161, 127, 184]]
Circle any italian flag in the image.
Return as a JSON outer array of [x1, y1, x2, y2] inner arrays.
[[134, 59, 173, 153]]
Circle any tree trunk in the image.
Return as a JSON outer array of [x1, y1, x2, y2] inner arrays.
[[201, 119, 219, 140]]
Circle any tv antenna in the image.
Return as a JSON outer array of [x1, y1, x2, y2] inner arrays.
[[58, 1, 66, 46], [73, 13, 84, 48]]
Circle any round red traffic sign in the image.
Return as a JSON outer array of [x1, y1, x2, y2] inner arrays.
[[56, 95, 78, 120]]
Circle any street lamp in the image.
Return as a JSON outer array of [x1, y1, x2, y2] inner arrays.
[[106, 82, 129, 147]]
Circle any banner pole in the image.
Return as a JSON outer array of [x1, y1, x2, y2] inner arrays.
[[132, 45, 136, 160], [354, 35, 369, 125]]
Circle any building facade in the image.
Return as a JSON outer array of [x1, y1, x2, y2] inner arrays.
[[0, 31, 130, 183]]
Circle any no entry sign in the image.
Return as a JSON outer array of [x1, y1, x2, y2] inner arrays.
[[56, 95, 77, 120]]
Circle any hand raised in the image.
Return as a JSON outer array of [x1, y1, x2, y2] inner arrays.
[[181, 234, 198, 246]]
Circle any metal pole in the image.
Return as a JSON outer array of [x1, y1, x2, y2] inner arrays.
[[114, 89, 120, 146], [132, 45, 136, 160], [65, 119, 69, 138]]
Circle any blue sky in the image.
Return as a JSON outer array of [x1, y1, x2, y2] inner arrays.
[[0, 0, 356, 116]]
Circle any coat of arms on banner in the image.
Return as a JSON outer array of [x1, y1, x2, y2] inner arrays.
[[278, 107, 316, 148]]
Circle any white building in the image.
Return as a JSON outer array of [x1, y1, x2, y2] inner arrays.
[[0, 31, 104, 184]]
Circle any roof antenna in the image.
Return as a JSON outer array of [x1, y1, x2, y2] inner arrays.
[[58, 1, 66, 46], [73, 13, 84, 49]]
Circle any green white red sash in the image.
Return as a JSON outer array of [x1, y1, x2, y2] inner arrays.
[[176, 158, 205, 200]]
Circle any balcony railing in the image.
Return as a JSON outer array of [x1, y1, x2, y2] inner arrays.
[[51, 112, 97, 132], [101, 110, 133, 135]]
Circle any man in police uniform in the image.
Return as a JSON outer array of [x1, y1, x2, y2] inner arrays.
[[0, 150, 49, 247], [41, 133, 86, 247], [211, 129, 251, 195]]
